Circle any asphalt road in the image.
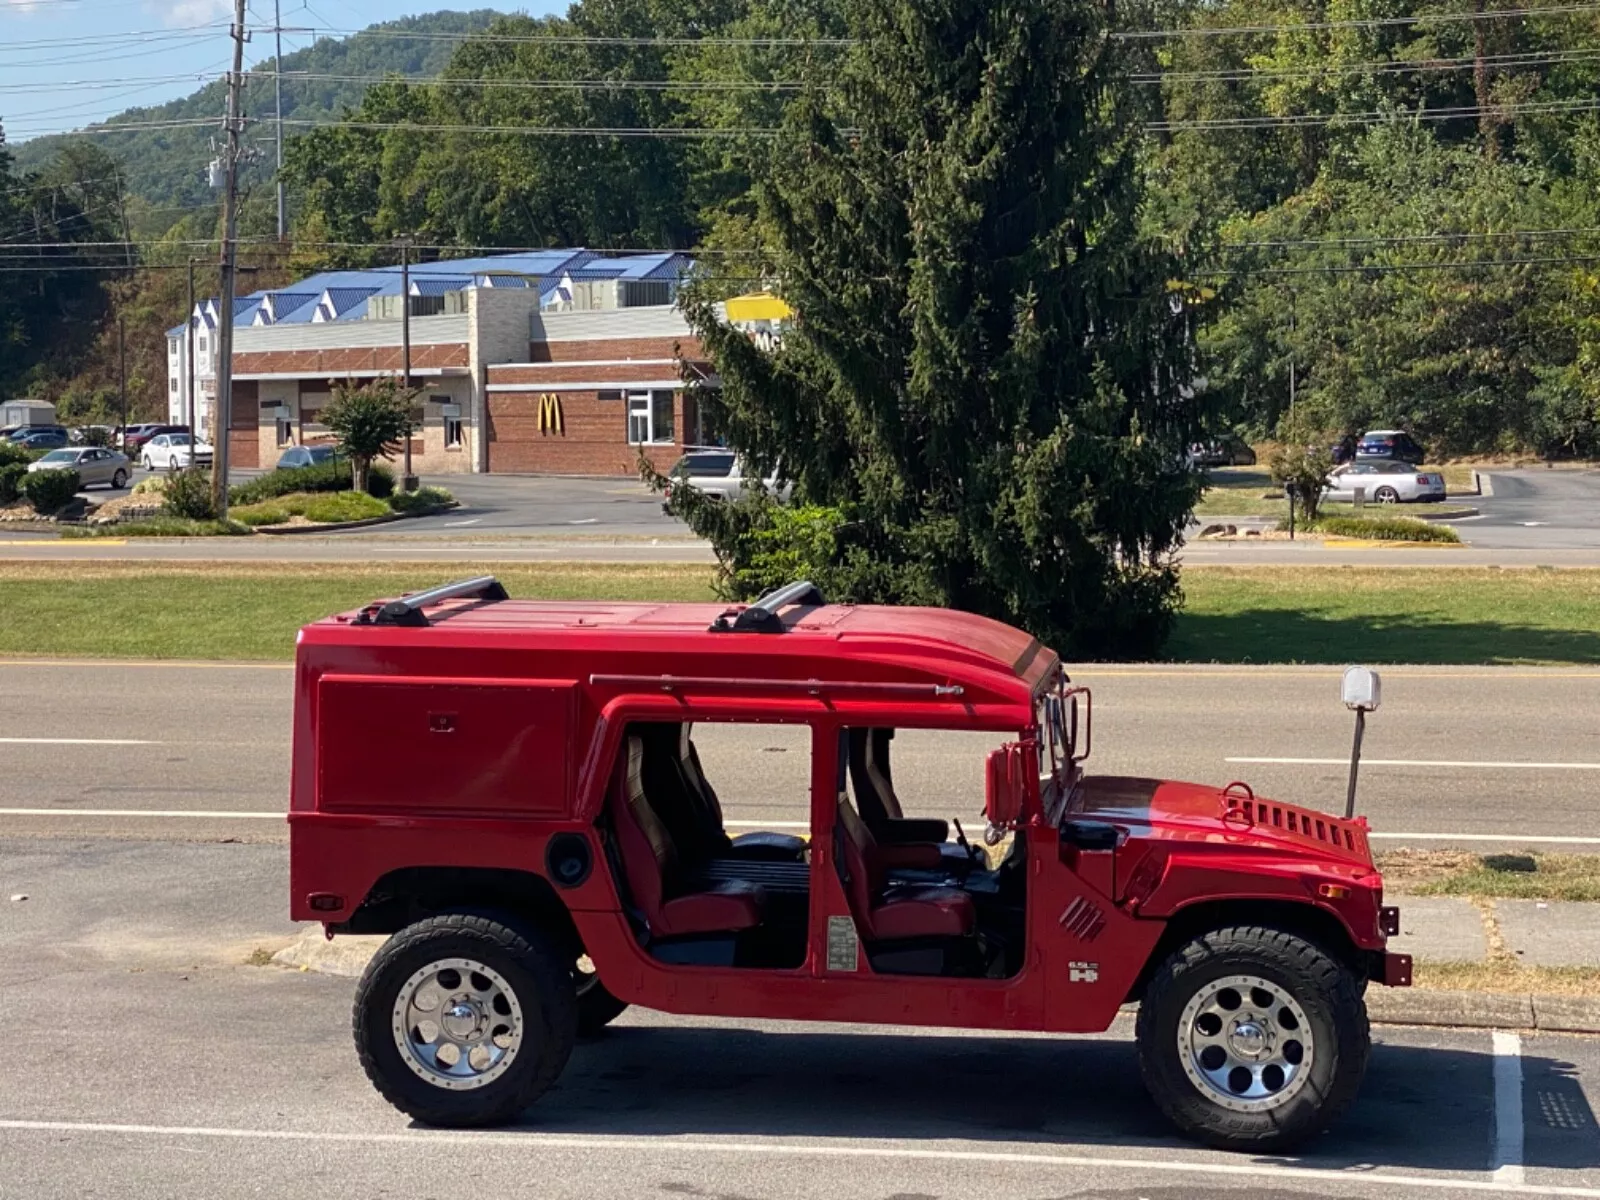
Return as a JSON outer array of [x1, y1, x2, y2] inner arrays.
[[3, 835, 1598, 1199], [4, 660, 1597, 848], [1457, 468, 1600, 550]]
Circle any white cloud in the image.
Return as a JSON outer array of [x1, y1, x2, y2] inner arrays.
[[4, 0, 46, 13]]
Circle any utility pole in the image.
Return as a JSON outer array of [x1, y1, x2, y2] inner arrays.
[[212, 0, 247, 519], [186, 257, 198, 434], [1288, 291, 1297, 421], [274, 0, 286, 241], [399, 235, 417, 491], [117, 317, 127, 443]]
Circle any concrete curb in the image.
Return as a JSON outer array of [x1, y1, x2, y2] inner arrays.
[[271, 930, 1600, 1033]]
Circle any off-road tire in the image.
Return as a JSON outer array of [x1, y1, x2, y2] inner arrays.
[[575, 975, 629, 1037], [353, 913, 577, 1127], [1135, 924, 1369, 1152]]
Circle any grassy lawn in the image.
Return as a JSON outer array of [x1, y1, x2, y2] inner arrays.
[[0, 562, 717, 660], [3, 562, 1600, 664], [1174, 567, 1600, 665], [1379, 849, 1600, 902]]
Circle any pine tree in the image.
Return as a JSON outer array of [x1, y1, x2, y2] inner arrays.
[[671, 0, 1207, 658]]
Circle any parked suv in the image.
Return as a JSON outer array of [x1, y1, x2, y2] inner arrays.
[[662, 449, 791, 510], [288, 577, 1410, 1152], [1356, 429, 1426, 464]]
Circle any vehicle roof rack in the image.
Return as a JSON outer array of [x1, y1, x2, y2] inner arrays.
[[355, 575, 509, 628], [709, 580, 826, 634]]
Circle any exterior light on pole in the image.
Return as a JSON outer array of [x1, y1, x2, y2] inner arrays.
[[1341, 666, 1382, 819]]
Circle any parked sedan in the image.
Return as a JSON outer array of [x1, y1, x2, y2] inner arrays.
[[1318, 457, 1446, 504], [27, 446, 131, 489], [1187, 436, 1257, 467], [140, 432, 214, 470], [123, 423, 189, 457], [275, 443, 341, 470], [10, 427, 70, 450]]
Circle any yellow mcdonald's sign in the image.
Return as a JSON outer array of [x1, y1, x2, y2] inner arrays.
[[538, 392, 565, 436]]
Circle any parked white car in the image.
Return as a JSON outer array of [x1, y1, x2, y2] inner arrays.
[[141, 432, 214, 471], [27, 446, 131, 489], [662, 449, 792, 508], [1317, 457, 1446, 504]]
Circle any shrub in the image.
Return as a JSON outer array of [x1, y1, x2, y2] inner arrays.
[[22, 468, 80, 514], [0, 462, 26, 504], [322, 378, 415, 492], [0, 440, 30, 469], [228, 459, 393, 505], [162, 467, 216, 520], [131, 476, 168, 495], [231, 489, 389, 527], [1306, 515, 1462, 543], [388, 485, 453, 514], [1268, 416, 1335, 523]]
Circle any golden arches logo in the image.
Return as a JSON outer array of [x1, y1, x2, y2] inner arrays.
[[538, 392, 565, 436]]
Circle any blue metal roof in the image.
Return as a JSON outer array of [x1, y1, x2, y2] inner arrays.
[[220, 249, 685, 325]]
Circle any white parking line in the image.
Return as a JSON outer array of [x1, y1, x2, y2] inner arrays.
[[0, 737, 157, 746], [0, 1119, 1586, 1196], [1228, 757, 1600, 771], [1493, 1031, 1526, 1186]]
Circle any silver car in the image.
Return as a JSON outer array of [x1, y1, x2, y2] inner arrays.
[[26, 446, 132, 489], [1321, 457, 1446, 504], [663, 450, 792, 508]]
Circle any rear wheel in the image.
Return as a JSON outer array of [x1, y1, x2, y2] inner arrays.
[[1135, 925, 1369, 1152], [353, 913, 577, 1127], [574, 954, 628, 1036], [111, 469, 128, 489], [1374, 486, 1400, 504]]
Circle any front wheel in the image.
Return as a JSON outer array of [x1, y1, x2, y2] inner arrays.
[[353, 913, 577, 1127], [1135, 925, 1369, 1152], [111, 469, 128, 489], [141, 455, 152, 471]]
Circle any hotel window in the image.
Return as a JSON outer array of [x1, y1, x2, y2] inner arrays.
[[626, 389, 675, 445]]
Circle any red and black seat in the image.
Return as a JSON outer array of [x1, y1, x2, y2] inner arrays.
[[609, 734, 766, 937], [848, 728, 983, 873], [833, 793, 975, 942]]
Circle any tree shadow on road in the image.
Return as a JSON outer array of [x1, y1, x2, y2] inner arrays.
[[493, 1025, 1598, 1175]]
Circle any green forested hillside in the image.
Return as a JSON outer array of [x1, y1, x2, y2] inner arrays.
[[10, 10, 503, 234]]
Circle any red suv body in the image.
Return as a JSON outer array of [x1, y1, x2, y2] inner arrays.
[[289, 578, 1408, 1151]]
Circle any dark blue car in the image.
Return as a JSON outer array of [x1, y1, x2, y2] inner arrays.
[[11, 427, 69, 450]]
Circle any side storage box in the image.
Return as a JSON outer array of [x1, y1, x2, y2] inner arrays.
[[315, 674, 576, 816]]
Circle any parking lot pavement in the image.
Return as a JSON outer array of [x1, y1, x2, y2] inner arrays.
[[5, 660, 1600, 850], [3, 835, 1599, 1200], [1465, 469, 1600, 550]]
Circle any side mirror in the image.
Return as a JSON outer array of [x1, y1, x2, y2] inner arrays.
[[1342, 665, 1381, 712], [985, 742, 1031, 831]]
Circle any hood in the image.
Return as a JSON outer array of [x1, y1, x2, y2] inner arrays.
[[1069, 775, 1373, 867]]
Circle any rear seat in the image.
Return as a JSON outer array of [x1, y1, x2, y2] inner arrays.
[[609, 735, 767, 938]]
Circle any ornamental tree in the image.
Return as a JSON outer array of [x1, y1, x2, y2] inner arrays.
[[323, 377, 414, 492], [659, 0, 1209, 658]]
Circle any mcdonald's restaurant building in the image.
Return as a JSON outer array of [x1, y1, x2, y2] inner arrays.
[[219, 272, 758, 476]]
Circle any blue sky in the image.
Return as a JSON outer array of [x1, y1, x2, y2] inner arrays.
[[1, 0, 566, 142]]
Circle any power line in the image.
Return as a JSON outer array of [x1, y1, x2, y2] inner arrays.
[[256, 70, 810, 92], [1221, 226, 1600, 250], [1134, 47, 1600, 84], [301, 25, 854, 47], [1150, 96, 1600, 130], [1116, 2, 1600, 39], [1211, 253, 1600, 276]]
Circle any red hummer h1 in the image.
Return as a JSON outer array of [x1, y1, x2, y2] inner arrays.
[[289, 578, 1411, 1151]]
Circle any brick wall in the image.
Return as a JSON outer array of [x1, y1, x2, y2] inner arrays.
[[486, 389, 685, 474], [233, 343, 469, 376], [521, 335, 703, 364], [228, 380, 260, 469]]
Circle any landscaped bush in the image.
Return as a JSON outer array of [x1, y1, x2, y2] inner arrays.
[[228, 459, 393, 505], [0, 440, 30, 469], [231, 490, 389, 527], [0, 462, 26, 504], [131, 476, 168, 496], [162, 467, 216, 520], [22, 468, 80, 514], [387, 485, 453, 514], [1297, 515, 1462, 543]]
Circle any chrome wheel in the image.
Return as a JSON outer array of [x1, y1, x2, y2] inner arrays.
[[392, 957, 523, 1091], [1177, 974, 1314, 1112]]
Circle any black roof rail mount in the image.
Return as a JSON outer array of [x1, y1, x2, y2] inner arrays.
[[358, 575, 509, 628], [709, 579, 826, 634]]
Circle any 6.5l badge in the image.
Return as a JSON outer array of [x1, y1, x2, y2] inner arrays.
[[1068, 961, 1100, 983]]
